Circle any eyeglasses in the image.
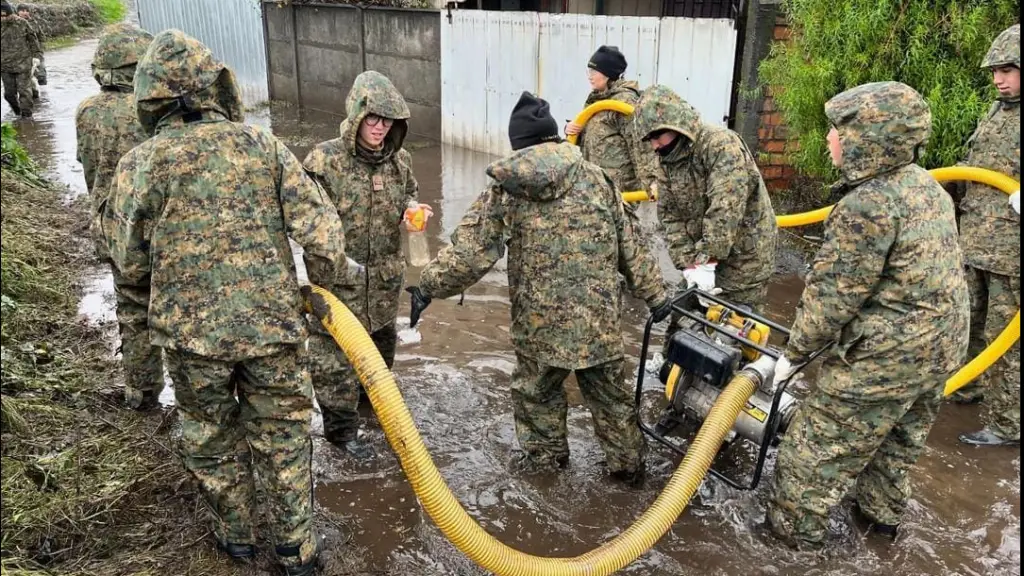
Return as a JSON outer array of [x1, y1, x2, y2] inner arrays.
[[365, 115, 394, 128]]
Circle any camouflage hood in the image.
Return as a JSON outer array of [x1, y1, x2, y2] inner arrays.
[[486, 141, 583, 202], [825, 81, 931, 184], [983, 24, 1020, 103], [982, 24, 1020, 69], [133, 29, 244, 135], [340, 71, 411, 159], [585, 79, 641, 106], [92, 23, 153, 90], [632, 85, 701, 158]]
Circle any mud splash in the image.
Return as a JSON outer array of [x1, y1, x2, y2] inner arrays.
[[12, 31, 1020, 576]]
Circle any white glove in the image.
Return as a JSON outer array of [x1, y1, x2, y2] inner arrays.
[[683, 262, 721, 307], [1011, 190, 1020, 215], [761, 355, 798, 395], [683, 262, 719, 293], [346, 257, 365, 280]]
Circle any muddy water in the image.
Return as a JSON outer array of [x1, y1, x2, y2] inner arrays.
[[11, 35, 1019, 576]]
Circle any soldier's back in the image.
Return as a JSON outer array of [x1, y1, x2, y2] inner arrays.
[[125, 118, 310, 361]]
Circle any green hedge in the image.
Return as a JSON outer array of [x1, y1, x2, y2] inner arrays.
[[760, 0, 1020, 181]]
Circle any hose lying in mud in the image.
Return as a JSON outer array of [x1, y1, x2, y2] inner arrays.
[[304, 284, 760, 576]]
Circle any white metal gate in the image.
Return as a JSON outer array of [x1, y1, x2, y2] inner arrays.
[[441, 11, 738, 155], [136, 0, 269, 105]]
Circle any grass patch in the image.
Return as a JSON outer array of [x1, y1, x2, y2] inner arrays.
[[90, 0, 125, 24], [0, 124, 230, 576]]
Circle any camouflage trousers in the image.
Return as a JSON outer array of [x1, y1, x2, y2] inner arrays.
[[112, 268, 164, 409], [308, 322, 396, 444], [511, 354, 645, 474], [663, 282, 768, 356], [165, 348, 316, 566], [1, 71, 34, 115], [768, 361, 944, 546], [953, 268, 1020, 440]]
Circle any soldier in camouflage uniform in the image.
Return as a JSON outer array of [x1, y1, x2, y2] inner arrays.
[[407, 92, 671, 485], [950, 24, 1021, 448], [564, 46, 657, 194], [103, 30, 344, 575], [765, 82, 970, 548], [16, 5, 45, 94], [76, 23, 161, 411], [633, 85, 777, 354], [303, 70, 429, 457], [0, 0, 42, 117]]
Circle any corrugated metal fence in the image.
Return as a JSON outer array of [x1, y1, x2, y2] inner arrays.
[[441, 11, 738, 155], [136, 0, 269, 105]]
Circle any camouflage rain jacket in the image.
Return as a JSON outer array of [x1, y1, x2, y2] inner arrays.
[[0, 14, 41, 74], [960, 23, 1020, 277], [788, 81, 970, 398], [578, 79, 656, 192], [303, 71, 418, 332], [420, 141, 667, 370], [76, 23, 154, 256], [104, 29, 345, 361], [633, 85, 777, 294]]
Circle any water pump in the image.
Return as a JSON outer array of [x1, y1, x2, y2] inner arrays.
[[634, 289, 828, 490]]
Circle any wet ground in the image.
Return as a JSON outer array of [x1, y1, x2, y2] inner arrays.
[[4, 32, 1019, 576]]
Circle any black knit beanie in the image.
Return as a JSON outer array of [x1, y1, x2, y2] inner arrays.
[[588, 46, 627, 81], [1, 2, 15, 16], [508, 92, 560, 151]]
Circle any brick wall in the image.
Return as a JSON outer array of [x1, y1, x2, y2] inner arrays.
[[757, 15, 797, 191]]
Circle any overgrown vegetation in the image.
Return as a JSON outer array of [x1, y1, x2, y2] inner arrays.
[[760, 0, 1020, 181], [89, 0, 125, 23], [0, 124, 227, 576]]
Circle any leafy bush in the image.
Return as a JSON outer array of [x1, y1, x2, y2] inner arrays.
[[760, 0, 1020, 180]]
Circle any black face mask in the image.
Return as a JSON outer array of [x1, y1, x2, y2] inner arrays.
[[655, 133, 684, 157]]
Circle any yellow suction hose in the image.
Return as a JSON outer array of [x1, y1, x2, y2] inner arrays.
[[304, 284, 760, 576], [568, 100, 657, 203]]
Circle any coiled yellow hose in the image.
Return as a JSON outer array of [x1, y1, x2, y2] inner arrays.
[[304, 284, 760, 576]]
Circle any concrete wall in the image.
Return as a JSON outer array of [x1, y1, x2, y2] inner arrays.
[[263, 2, 442, 140]]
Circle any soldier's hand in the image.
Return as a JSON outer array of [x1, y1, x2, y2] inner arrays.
[[565, 122, 583, 136], [406, 286, 432, 328], [649, 299, 674, 323], [1011, 190, 1020, 215]]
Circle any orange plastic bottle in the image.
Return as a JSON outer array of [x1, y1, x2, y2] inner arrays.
[[404, 205, 431, 267]]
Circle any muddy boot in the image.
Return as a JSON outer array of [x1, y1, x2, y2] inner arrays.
[[959, 428, 1019, 447], [852, 503, 899, 540], [610, 462, 646, 489], [325, 429, 375, 460], [218, 541, 256, 561], [277, 538, 321, 576], [510, 451, 569, 474], [125, 388, 159, 412]]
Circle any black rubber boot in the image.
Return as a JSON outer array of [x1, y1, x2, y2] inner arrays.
[[959, 429, 1019, 447], [853, 503, 899, 540], [218, 542, 256, 560]]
